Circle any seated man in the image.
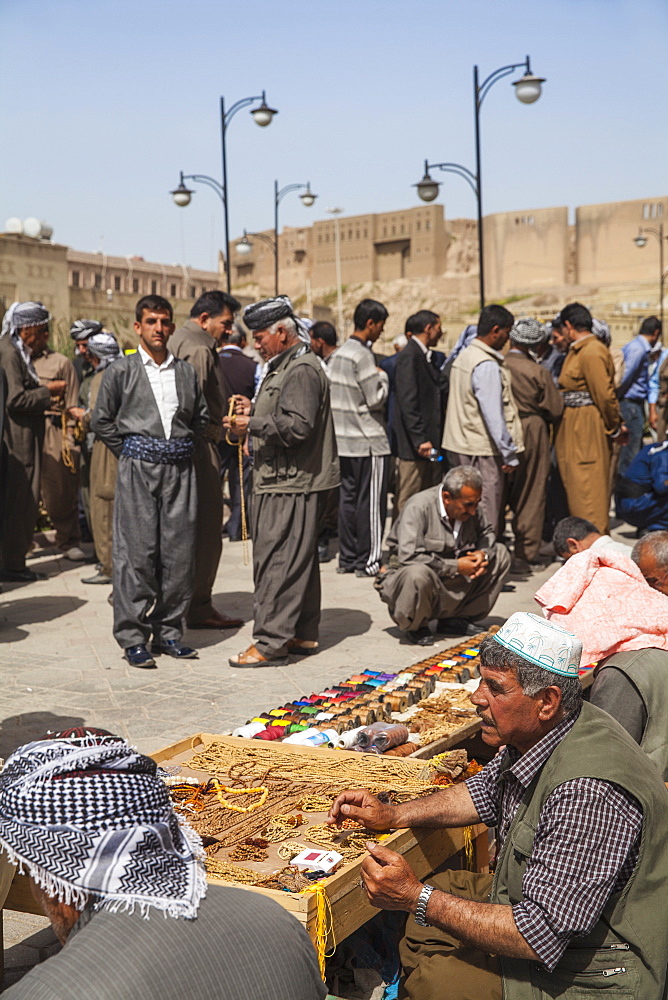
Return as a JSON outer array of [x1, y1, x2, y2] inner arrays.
[[590, 647, 668, 779], [616, 440, 668, 533], [378, 466, 510, 644], [328, 613, 668, 1000], [552, 514, 633, 560], [631, 529, 668, 594], [0, 729, 324, 1000]]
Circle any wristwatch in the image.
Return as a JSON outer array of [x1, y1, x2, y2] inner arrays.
[[414, 884, 435, 926]]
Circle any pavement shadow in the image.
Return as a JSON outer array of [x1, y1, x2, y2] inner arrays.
[[185, 591, 252, 648], [317, 608, 372, 651], [0, 596, 86, 644], [0, 711, 86, 759], [2, 924, 61, 989]]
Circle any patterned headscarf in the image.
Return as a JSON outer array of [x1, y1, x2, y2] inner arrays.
[[0, 301, 50, 386], [70, 319, 103, 342], [510, 318, 549, 345], [448, 324, 477, 363], [87, 331, 120, 370], [0, 733, 206, 919], [243, 295, 311, 345], [592, 317, 611, 347]]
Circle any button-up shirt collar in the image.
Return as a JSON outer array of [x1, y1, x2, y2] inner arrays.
[[437, 489, 462, 542], [413, 335, 432, 364]]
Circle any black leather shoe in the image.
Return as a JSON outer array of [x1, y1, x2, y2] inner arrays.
[[0, 568, 46, 582], [405, 626, 434, 646], [151, 640, 198, 659], [436, 617, 480, 637], [124, 645, 156, 668]]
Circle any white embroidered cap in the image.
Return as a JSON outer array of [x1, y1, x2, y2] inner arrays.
[[492, 612, 582, 677]]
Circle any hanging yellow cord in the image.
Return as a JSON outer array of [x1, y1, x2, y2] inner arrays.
[[225, 397, 249, 565], [61, 411, 77, 474], [462, 825, 474, 871], [302, 882, 336, 977]]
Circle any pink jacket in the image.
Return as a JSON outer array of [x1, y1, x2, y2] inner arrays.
[[534, 548, 668, 665]]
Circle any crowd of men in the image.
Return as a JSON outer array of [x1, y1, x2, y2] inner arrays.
[[1, 295, 668, 997], [2, 294, 668, 665]]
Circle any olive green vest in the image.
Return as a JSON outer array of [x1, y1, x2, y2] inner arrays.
[[595, 648, 668, 780], [442, 338, 524, 457], [490, 701, 668, 1000], [251, 344, 339, 495]]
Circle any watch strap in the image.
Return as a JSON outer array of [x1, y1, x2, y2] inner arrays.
[[414, 883, 435, 926]]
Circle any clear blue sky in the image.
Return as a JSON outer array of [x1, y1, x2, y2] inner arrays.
[[2, 0, 666, 272]]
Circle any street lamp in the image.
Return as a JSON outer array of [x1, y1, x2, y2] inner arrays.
[[170, 90, 278, 293], [326, 207, 345, 336], [414, 55, 545, 309], [634, 224, 667, 329], [274, 181, 318, 294]]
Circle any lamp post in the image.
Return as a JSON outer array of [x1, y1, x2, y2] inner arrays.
[[634, 224, 667, 330], [274, 181, 317, 295], [414, 56, 545, 309], [235, 229, 277, 294], [326, 207, 345, 335], [170, 90, 278, 293]]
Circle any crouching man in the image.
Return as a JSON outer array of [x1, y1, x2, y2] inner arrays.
[[379, 465, 510, 644], [0, 728, 325, 1000], [328, 613, 668, 1000]]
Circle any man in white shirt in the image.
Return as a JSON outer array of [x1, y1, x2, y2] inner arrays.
[[92, 296, 209, 668], [552, 516, 634, 562]]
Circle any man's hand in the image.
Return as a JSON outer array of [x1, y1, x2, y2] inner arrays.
[[230, 394, 252, 416], [222, 414, 250, 435], [360, 842, 423, 912], [617, 423, 629, 446], [501, 463, 515, 474], [68, 406, 86, 421], [47, 380, 67, 396], [417, 441, 433, 459], [327, 790, 396, 830], [649, 404, 658, 431], [457, 550, 489, 579]]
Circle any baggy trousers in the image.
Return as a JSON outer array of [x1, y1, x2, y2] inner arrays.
[[41, 416, 81, 551], [507, 415, 551, 563], [338, 454, 389, 575], [112, 455, 197, 649], [188, 436, 223, 625], [90, 440, 118, 578], [252, 492, 320, 657], [395, 459, 444, 516], [219, 438, 252, 540], [2, 425, 43, 573], [380, 543, 511, 631], [399, 870, 501, 1000]]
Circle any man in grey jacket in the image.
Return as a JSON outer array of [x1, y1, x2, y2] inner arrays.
[[379, 466, 511, 644], [92, 295, 209, 668], [224, 297, 339, 667]]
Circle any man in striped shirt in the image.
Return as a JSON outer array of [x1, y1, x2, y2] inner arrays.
[[329, 299, 390, 577]]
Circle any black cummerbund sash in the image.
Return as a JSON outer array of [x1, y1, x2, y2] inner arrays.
[[121, 434, 194, 464], [562, 390, 594, 408]]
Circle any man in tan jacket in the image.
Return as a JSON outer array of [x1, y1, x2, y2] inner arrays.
[[443, 304, 523, 535], [554, 303, 625, 533]]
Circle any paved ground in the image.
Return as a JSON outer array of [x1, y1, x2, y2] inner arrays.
[[0, 518, 636, 987]]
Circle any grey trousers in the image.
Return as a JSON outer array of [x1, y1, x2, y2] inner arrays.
[[379, 542, 511, 631], [188, 437, 223, 625], [252, 491, 320, 657], [445, 451, 507, 537], [112, 456, 197, 649]]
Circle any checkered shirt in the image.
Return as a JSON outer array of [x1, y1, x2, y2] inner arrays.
[[465, 711, 642, 970]]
